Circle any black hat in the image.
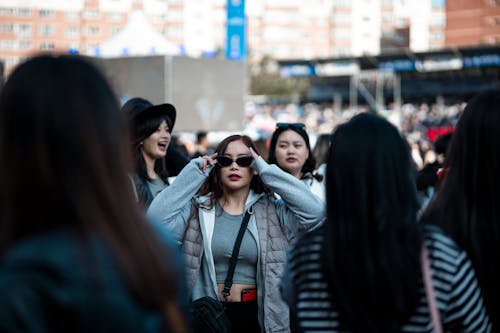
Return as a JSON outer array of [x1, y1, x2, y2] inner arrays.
[[122, 97, 176, 132]]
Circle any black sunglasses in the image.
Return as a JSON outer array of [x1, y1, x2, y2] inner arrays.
[[276, 122, 306, 130], [217, 155, 253, 168]]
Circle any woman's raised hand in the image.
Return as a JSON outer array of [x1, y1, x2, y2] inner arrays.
[[248, 147, 259, 160], [200, 152, 218, 173]]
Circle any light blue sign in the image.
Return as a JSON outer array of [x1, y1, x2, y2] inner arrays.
[[226, 0, 246, 60]]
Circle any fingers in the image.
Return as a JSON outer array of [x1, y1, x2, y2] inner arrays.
[[248, 147, 258, 160], [200, 153, 218, 173]]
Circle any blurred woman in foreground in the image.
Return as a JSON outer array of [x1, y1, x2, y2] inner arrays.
[[0, 55, 188, 332], [422, 90, 500, 331], [282, 113, 490, 332]]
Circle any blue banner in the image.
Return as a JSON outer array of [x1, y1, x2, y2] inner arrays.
[[226, 0, 246, 60]]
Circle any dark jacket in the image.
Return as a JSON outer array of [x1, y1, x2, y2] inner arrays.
[[0, 225, 187, 333]]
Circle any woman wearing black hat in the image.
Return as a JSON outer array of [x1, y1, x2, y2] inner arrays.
[[122, 97, 177, 208]]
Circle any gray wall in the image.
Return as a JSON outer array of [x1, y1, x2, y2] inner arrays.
[[96, 55, 246, 132]]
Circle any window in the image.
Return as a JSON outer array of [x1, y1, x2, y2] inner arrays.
[[0, 24, 13, 33], [5, 57, 20, 68], [332, 0, 350, 7], [108, 12, 123, 21], [39, 25, 55, 36], [68, 42, 79, 50], [432, 0, 445, 8], [333, 28, 351, 40], [85, 26, 100, 36], [39, 9, 55, 18], [40, 42, 55, 50], [65, 26, 80, 38], [66, 11, 79, 20], [19, 40, 31, 50], [430, 31, 443, 41], [431, 16, 445, 27], [17, 8, 32, 16], [332, 13, 351, 25], [82, 9, 100, 19], [17, 24, 32, 37], [0, 8, 15, 16], [488, 16, 500, 25], [0, 40, 15, 50], [110, 27, 121, 36]]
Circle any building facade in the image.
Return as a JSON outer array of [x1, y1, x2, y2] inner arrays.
[[0, 0, 450, 75], [445, 0, 500, 47]]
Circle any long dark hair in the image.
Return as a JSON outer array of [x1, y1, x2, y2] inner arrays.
[[0, 55, 185, 330], [312, 133, 331, 168], [268, 125, 319, 180], [422, 90, 500, 325], [121, 97, 171, 182], [324, 113, 422, 332], [198, 134, 270, 207]]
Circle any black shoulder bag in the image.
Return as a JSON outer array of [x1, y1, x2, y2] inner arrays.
[[190, 210, 252, 333]]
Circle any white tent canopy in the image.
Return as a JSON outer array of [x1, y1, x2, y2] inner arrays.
[[92, 11, 180, 57]]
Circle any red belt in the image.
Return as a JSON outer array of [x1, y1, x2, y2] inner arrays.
[[241, 288, 257, 302]]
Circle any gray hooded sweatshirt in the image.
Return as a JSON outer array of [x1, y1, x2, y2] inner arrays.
[[148, 156, 325, 332]]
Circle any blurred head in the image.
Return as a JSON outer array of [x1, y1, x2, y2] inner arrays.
[[422, 90, 500, 322], [0, 55, 132, 236], [312, 133, 331, 168], [0, 55, 182, 315], [326, 113, 419, 243], [268, 123, 316, 178], [324, 113, 421, 331], [435, 90, 500, 204], [199, 135, 268, 202], [434, 132, 452, 156], [196, 130, 208, 147]]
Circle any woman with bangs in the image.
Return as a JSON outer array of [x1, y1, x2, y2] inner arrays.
[[148, 134, 325, 333], [121, 97, 178, 208], [268, 123, 325, 200]]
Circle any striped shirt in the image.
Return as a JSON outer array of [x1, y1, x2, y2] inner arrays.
[[282, 225, 491, 332]]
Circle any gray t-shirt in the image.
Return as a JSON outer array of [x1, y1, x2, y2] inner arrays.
[[147, 178, 167, 198], [212, 203, 258, 285]]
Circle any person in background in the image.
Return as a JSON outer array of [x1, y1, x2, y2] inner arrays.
[[422, 90, 500, 331], [282, 113, 489, 332], [148, 134, 324, 333], [0, 55, 189, 332], [268, 123, 325, 200], [312, 133, 331, 177], [122, 97, 178, 208], [191, 130, 214, 159], [165, 135, 190, 177], [416, 132, 452, 207]]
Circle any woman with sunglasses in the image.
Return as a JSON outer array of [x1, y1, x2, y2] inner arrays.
[[148, 134, 325, 333], [268, 123, 325, 200]]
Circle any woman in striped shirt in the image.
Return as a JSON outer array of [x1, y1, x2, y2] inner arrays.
[[422, 91, 500, 332], [282, 113, 490, 332]]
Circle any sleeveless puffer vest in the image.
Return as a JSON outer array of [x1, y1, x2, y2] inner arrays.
[[183, 195, 291, 332]]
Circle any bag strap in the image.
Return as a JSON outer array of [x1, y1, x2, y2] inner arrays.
[[421, 245, 443, 333], [222, 208, 252, 299]]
